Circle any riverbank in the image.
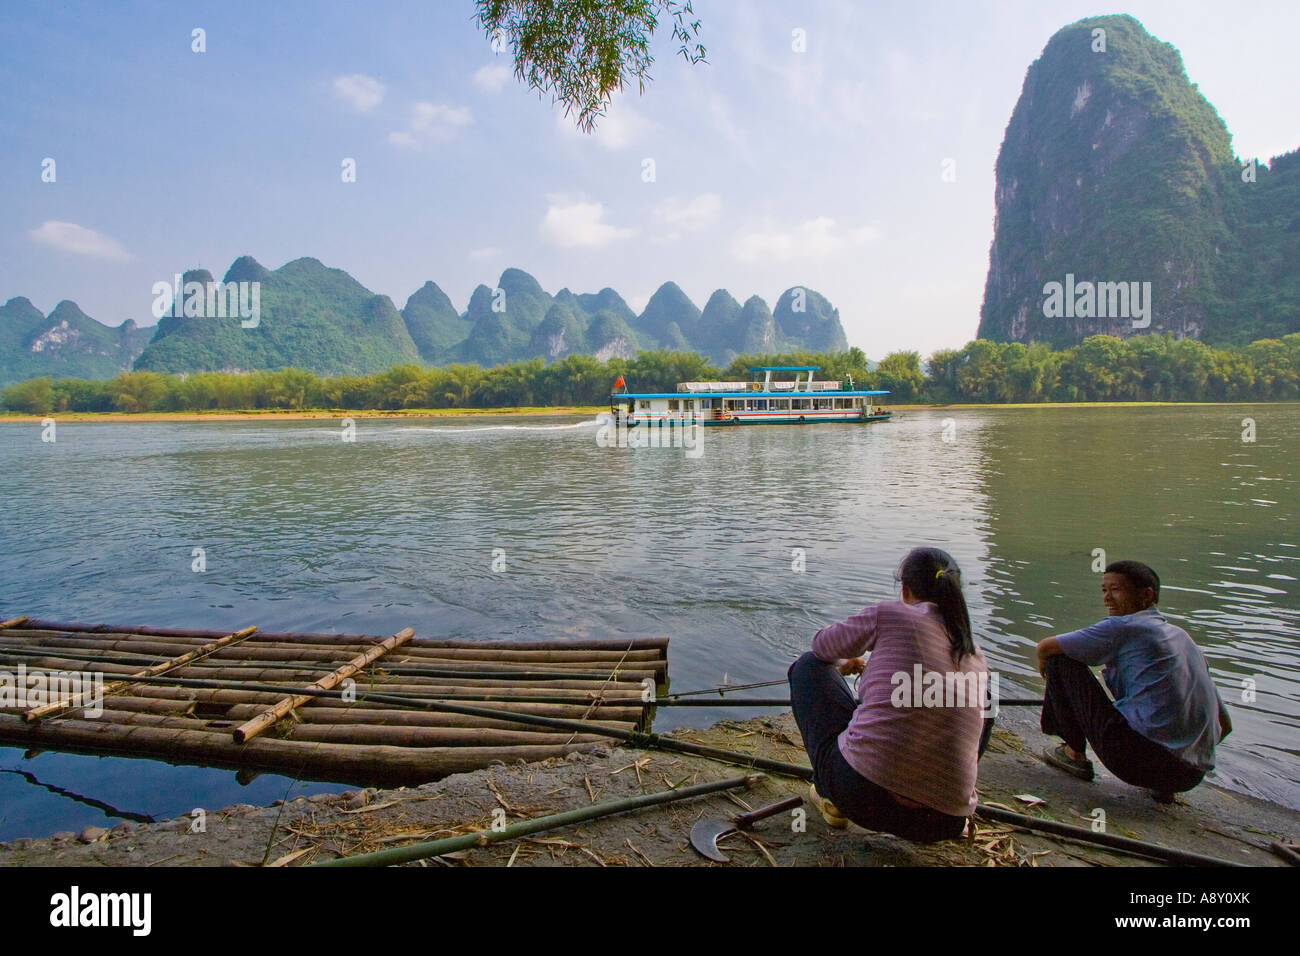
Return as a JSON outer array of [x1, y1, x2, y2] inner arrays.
[[5, 400, 1293, 424], [0, 406, 603, 423], [2, 705, 1293, 867]]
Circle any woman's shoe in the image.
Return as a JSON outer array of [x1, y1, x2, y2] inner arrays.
[[810, 783, 849, 828], [1041, 744, 1095, 781]]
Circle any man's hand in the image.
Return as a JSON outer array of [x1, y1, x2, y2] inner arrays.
[[838, 657, 865, 676], [1219, 703, 1233, 741], [1036, 637, 1063, 676]]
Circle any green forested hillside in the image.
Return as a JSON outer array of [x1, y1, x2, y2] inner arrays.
[[4, 255, 851, 384], [980, 14, 1299, 346], [134, 258, 422, 374], [0, 296, 145, 387]]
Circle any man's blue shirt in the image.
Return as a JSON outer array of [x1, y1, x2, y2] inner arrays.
[[1057, 607, 1225, 772]]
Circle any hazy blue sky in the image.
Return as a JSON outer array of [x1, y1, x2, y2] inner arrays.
[[3, 0, 1297, 357]]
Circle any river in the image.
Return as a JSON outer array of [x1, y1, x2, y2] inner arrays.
[[0, 405, 1296, 838]]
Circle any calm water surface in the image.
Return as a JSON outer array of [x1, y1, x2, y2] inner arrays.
[[0, 405, 1296, 838]]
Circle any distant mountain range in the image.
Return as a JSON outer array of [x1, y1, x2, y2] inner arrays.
[[0, 297, 149, 387], [979, 14, 1299, 346], [1, 258, 848, 386]]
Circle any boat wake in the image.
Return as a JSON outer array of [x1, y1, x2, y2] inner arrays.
[[397, 418, 602, 434]]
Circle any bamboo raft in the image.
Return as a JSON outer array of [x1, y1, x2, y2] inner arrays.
[[0, 617, 667, 786]]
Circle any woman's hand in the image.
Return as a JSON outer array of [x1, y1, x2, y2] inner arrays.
[[838, 657, 865, 676]]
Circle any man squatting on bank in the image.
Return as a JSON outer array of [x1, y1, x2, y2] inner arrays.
[[1036, 560, 1231, 801]]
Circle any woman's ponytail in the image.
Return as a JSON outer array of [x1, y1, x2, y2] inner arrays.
[[898, 547, 975, 663]]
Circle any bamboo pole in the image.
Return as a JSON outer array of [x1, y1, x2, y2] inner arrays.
[[71, 708, 619, 749], [215, 703, 637, 733], [4, 631, 664, 669], [24, 626, 258, 721], [1269, 842, 1300, 866], [19, 620, 670, 652], [0, 616, 30, 630], [0, 712, 606, 786], [312, 774, 760, 867], [652, 698, 1041, 707], [119, 684, 646, 722], [170, 668, 643, 693], [233, 628, 413, 743], [973, 805, 1244, 867], [0, 640, 658, 682]]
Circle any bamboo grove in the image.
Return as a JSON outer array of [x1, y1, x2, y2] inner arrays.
[[4, 333, 1299, 414]]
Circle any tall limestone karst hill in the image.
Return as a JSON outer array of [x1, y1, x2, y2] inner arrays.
[[979, 14, 1299, 347]]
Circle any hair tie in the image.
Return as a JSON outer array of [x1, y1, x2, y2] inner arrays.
[[935, 568, 946, 579]]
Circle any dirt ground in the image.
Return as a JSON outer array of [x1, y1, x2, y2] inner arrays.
[[1, 703, 1295, 867]]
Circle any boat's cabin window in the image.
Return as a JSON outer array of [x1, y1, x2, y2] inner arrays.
[[773, 399, 790, 411], [683, 399, 694, 411], [638, 400, 651, 410], [792, 398, 811, 410], [815, 398, 832, 410], [667, 399, 679, 411]]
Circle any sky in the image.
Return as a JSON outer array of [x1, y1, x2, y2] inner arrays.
[[2, 0, 1298, 359]]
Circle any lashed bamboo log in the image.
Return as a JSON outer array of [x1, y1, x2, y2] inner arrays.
[[123, 685, 646, 722], [41, 676, 805, 779], [75, 708, 618, 749], [214, 703, 637, 733], [0, 616, 29, 630], [169, 667, 642, 692], [0, 712, 604, 786], [93, 694, 631, 730], [2, 667, 647, 711], [233, 628, 413, 743], [15, 620, 670, 653], [2, 631, 665, 673], [24, 626, 258, 721], [0, 641, 658, 682], [0, 623, 667, 782]]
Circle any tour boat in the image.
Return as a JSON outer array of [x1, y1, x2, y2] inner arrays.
[[609, 366, 891, 427]]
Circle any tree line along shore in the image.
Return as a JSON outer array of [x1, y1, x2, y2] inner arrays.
[[3, 333, 1299, 415]]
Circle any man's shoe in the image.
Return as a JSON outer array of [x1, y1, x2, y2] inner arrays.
[[810, 783, 849, 828], [1147, 789, 1177, 805], [1041, 744, 1095, 781]]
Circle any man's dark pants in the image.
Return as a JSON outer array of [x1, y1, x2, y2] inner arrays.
[[787, 652, 970, 843], [1041, 655, 1204, 792]]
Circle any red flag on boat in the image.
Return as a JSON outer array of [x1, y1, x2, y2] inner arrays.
[[614, 375, 625, 390]]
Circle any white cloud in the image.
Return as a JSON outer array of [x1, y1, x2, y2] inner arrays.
[[653, 193, 722, 231], [468, 246, 500, 261], [29, 221, 132, 262], [539, 198, 635, 248], [730, 217, 880, 263], [389, 102, 473, 147], [333, 74, 386, 112], [473, 64, 512, 93]]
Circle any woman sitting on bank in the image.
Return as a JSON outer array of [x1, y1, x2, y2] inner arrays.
[[788, 547, 990, 843]]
